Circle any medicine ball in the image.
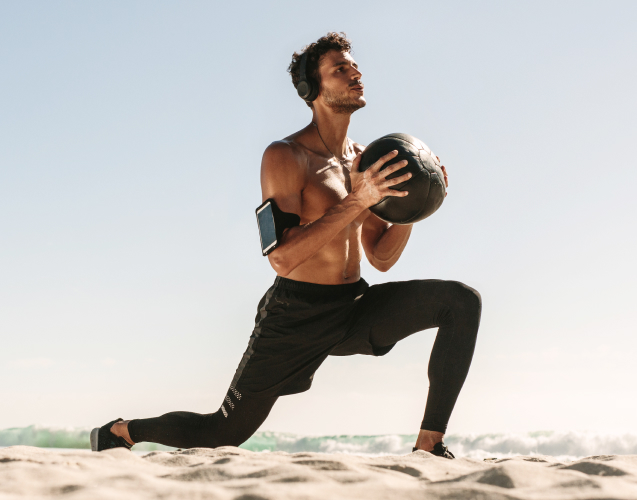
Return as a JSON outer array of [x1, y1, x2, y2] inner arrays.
[[359, 133, 446, 224]]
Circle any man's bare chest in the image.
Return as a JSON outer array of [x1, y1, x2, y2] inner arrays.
[[302, 159, 352, 219]]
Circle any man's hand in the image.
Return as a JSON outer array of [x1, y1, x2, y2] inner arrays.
[[350, 150, 412, 208], [437, 156, 449, 196]]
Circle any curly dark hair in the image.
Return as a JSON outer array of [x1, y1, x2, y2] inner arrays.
[[288, 32, 353, 107]]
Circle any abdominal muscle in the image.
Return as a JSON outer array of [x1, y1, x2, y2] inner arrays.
[[284, 224, 364, 285]]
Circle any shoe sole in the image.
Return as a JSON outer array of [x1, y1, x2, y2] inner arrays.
[[90, 428, 99, 452]]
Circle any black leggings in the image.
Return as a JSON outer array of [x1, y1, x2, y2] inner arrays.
[[128, 393, 278, 449], [128, 279, 481, 447]]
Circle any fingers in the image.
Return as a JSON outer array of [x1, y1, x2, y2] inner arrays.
[[381, 170, 412, 198], [385, 188, 409, 197], [379, 159, 408, 178], [372, 155, 411, 198], [385, 171, 412, 187], [370, 150, 399, 172], [441, 164, 448, 195]]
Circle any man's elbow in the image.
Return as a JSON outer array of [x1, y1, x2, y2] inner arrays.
[[268, 249, 294, 277], [371, 259, 393, 273]]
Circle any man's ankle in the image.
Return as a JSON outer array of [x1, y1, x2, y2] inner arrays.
[[110, 420, 135, 446], [414, 429, 445, 451]]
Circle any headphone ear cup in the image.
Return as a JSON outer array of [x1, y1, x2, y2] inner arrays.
[[297, 80, 311, 100], [306, 79, 319, 102], [297, 78, 318, 102]]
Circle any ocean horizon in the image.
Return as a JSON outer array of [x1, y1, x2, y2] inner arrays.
[[3, 426, 637, 461]]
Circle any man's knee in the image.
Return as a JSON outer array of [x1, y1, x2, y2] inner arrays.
[[445, 281, 482, 315], [458, 281, 481, 310]]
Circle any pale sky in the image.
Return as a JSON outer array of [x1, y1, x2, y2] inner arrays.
[[1, 1, 636, 436]]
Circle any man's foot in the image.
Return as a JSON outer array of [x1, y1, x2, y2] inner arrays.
[[90, 418, 133, 452], [412, 442, 455, 459]]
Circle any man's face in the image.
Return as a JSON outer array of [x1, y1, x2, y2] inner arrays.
[[317, 50, 365, 114]]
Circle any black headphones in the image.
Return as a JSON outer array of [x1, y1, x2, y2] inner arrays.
[[296, 51, 319, 103]]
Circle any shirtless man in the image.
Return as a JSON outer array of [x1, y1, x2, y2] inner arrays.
[[91, 32, 481, 458]]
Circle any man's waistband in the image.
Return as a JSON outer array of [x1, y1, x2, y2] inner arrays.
[[273, 276, 368, 297]]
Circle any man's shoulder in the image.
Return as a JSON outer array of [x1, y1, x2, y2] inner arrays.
[[261, 127, 315, 173], [260, 136, 310, 191], [263, 138, 303, 159], [262, 139, 306, 171]]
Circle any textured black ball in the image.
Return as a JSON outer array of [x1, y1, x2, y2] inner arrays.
[[359, 133, 446, 224]]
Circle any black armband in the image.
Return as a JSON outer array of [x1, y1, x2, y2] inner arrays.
[[255, 198, 301, 256]]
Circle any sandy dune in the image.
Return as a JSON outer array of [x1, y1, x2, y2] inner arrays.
[[2, 446, 637, 499]]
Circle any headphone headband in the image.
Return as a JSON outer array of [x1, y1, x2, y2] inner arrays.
[[299, 51, 308, 81]]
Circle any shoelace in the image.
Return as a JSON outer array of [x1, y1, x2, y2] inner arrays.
[[433, 442, 455, 459]]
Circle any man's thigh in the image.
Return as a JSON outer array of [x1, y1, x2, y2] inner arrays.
[[233, 281, 359, 397], [346, 279, 458, 349]]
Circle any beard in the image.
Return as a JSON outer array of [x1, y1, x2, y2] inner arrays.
[[321, 86, 366, 115]]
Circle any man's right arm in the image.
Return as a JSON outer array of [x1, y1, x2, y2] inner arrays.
[[260, 142, 410, 277]]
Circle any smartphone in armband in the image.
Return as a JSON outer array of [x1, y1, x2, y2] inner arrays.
[[256, 200, 278, 256], [256, 198, 301, 256]]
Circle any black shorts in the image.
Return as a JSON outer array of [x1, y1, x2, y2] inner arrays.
[[230, 276, 398, 399]]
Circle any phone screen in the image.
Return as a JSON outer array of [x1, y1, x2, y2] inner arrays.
[[256, 202, 277, 255]]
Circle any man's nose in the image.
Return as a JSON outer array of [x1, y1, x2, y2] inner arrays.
[[351, 66, 362, 80]]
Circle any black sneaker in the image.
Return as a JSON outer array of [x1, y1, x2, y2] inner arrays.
[[90, 418, 133, 452], [412, 442, 455, 459]]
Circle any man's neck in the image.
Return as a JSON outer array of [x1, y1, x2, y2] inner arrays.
[[311, 106, 352, 159]]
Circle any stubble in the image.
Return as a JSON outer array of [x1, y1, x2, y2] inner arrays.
[[321, 87, 366, 115]]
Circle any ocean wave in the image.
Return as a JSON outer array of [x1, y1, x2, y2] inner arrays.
[[0, 426, 173, 452], [445, 431, 637, 460], [3, 426, 637, 458], [241, 432, 415, 456]]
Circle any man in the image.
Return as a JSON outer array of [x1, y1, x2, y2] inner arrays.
[[91, 32, 481, 459]]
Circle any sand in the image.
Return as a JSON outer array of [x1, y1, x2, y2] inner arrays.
[[2, 446, 637, 499]]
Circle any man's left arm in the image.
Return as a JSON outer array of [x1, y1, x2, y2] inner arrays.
[[361, 157, 449, 272], [361, 215, 413, 272]]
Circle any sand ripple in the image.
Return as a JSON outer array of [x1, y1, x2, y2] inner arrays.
[[2, 446, 637, 499]]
